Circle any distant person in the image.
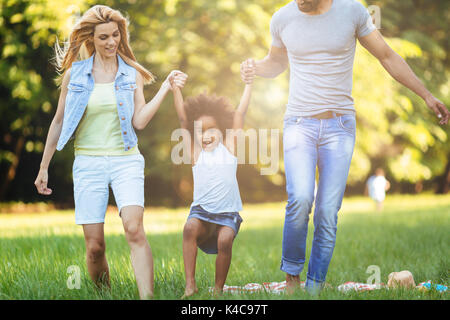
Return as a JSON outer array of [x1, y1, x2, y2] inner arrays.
[[366, 168, 391, 211]]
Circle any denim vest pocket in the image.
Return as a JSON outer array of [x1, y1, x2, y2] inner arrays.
[[119, 82, 137, 91], [67, 83, 85, 91], [66, 83, 86, 106]]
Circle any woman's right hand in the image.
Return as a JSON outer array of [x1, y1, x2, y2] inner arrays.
[[34, 169, 52, 195]]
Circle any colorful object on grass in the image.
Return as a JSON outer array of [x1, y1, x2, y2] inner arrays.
[[337, 282, 385, 293], [208, 279, 448, 294], [208, 281, 303, 294], [416, 281, 448, 293]]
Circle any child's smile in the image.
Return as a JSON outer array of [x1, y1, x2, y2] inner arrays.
[[202, 136, 214, 148], [195, 115, 222, 151]]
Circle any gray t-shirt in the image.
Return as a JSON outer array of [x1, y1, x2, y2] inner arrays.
[[270, 0, 376, 117]]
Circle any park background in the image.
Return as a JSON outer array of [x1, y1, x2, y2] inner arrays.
[[0, 0, 448, 300]]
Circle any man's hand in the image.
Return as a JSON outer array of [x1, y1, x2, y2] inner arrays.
[[425, 95, 449, 125], [240, 58, 256, 84]]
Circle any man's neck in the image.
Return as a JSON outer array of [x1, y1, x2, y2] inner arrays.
[[298, 0, 334, 15]]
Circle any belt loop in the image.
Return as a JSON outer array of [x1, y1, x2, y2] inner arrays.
[[332, 111, 336, 118]]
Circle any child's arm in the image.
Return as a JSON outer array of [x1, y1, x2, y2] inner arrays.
[[233, 59, 255, 130], [172, 84, 194, 165], [232, 83, 253, 130], [172, 85, 188, 129]]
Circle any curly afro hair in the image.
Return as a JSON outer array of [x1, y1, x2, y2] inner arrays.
[[183, 93, 235, 136]]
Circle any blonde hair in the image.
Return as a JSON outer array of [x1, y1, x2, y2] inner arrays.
[[55, 5, 154, 86]]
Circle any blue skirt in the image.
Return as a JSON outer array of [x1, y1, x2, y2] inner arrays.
[[187, 205, 243, 254]]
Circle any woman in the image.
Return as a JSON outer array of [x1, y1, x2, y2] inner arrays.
[[34, 5, 187, 299]]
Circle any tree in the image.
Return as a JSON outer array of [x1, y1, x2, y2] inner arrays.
[[0, 0, 84, 202], [1, 0, 448, 206]]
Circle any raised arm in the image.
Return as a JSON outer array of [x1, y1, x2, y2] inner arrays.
[[132, 70, 188, 130], [358, 29, 449, 125], [34, 69, 71, 195], [172, 82, 188, 129], [171, 75, 193, 165], [233, 82, 253, 130]]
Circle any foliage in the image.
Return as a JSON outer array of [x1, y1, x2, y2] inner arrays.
[[1, 0, 449, 204], [0, 0, 85, 202]]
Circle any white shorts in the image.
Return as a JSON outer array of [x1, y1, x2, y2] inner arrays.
[[72, 154, 145, 225]]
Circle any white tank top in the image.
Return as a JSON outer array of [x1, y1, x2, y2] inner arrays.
[[191, 142, 243, 213]]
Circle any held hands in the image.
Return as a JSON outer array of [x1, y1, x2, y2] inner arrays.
[[163, 70, 188, 91], [34, 169, 52, 195], [425, 95, 449, 125], [240, 58, 256, 84]]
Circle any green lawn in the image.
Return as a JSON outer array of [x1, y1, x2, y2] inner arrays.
[[0, 194, 448, 300]]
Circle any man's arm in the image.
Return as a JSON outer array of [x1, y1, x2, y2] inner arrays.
[[241, 46, 288, 82], [358, 29, 449, 125]]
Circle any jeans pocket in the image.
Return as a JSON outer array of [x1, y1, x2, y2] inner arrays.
[[338, 115, 356, 134], [284, 116, 303, 128], [283, 127, 299, 152]]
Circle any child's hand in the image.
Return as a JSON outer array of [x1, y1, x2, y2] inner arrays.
[[240, 58, 255, 84], [163, 70, 188, 91]]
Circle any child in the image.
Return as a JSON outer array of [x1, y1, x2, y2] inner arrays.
[[170, 61, 254, 298], [365, 168, 391, 212]]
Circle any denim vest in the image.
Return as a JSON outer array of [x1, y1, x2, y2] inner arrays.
[[56, 54, 138, 151]]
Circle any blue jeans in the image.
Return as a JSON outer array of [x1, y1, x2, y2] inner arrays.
[[281, 113, 356, 293]]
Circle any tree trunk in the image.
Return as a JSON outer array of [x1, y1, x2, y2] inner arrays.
[[0, 136, 25, 200], [436, 156, 450, 194]]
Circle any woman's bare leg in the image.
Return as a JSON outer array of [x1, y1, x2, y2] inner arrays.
[[182, 218, 209, 298], [214, 226, 235, 294], [121, 205, 154, 299], [83, 223, 110, 288]]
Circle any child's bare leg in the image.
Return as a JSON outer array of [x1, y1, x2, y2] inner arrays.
[[376, 201, 383, 212], [214, 226, 235, 294], [182, 218, 209, 298]]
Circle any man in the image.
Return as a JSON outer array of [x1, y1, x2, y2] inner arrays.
[[240, 0, 449, 294]]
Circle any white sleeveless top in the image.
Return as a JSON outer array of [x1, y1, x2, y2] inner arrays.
[[191, 142, 243, 213]]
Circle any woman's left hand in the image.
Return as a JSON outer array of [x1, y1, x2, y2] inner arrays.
[[163, 70, 188, 91]]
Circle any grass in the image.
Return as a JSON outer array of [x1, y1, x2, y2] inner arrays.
[[0, 194, 448, 300]]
